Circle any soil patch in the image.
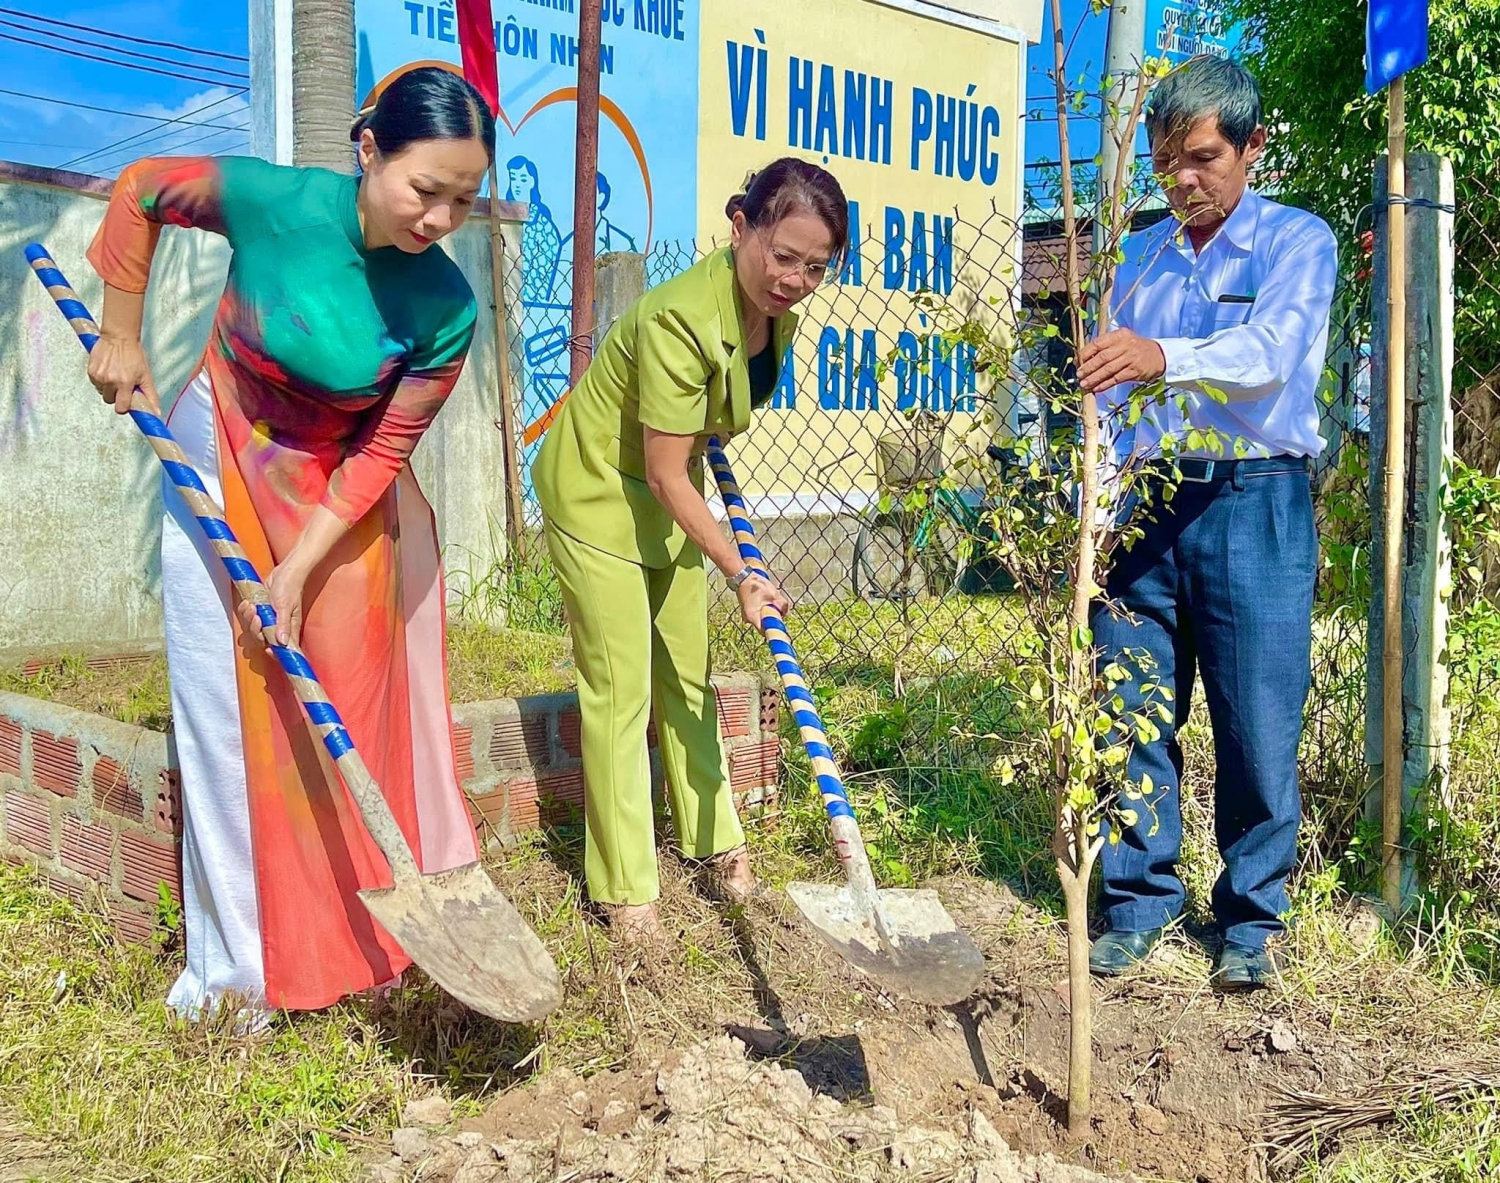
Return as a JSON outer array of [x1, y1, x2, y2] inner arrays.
[[362, 870, 1489, 1182], [376, 1034, 1123, 1183]]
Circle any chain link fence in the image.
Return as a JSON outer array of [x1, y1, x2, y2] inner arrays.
[[1429, 171, 1500, 907], [482, 172, 1380, 868]]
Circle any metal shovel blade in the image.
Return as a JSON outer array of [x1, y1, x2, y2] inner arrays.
[[358, 862, 563, 1023], [787, 881, 986, 1007]]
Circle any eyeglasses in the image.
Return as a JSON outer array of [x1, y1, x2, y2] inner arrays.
[[754, 229, 831, 284]]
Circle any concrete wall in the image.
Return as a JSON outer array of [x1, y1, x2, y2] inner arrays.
[[0, 161, 527, 653]]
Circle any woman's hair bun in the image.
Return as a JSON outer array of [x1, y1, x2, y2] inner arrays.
[[723, 170, 760, 220]]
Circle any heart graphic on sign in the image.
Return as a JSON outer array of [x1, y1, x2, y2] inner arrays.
[[361, 60, 656, 249]]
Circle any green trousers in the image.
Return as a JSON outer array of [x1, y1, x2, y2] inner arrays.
[[544, 524, 745, 905]]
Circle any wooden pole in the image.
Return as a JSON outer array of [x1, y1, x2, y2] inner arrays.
[[1381, 75, 1408, 911], [488, 166, 526, 557], [569, 0, 603, 386]]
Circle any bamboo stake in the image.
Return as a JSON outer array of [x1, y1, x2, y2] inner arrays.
[[1381, 75, 1408, 910], [488, 165, 526, 559]]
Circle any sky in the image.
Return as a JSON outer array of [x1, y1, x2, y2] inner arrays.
[[0, 0, 1141, 179], [0, 2, 251, 176]]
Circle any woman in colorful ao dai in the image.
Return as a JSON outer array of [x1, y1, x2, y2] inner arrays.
[[85, 65, 494, 1019]]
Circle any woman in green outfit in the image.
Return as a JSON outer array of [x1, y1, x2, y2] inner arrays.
[[534, 158, 849, 941]]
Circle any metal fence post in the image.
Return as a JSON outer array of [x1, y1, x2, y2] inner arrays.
[[1365, 151, 1456, 902]]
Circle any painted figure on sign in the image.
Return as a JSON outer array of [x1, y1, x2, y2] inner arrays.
[[594, 173, 639, 254], [505, 154, 563, 304]]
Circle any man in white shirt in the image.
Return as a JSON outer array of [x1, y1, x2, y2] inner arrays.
[[1076, 57, 1338, 989]]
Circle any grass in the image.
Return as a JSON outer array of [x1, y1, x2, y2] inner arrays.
[[9, 573, 1500, 1178], [0, 802, 883, 1183], [1298, 1098, 1500, 1182], [0, 863, 411, 1182], [0, 654, 173, 732], [0, 623, 575, 731]]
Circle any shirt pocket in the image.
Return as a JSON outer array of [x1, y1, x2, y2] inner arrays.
[[1210, 300, 1254, 333]]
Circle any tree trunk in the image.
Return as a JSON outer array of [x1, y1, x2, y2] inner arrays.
[[1060, 865, 1091, 1137], [291, 0, 355, 172], [1057, 836, 1100, 1140]]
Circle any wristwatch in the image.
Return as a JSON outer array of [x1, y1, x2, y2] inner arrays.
[[726, 567, 756, 588]]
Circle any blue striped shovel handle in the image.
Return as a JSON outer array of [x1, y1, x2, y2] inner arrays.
[[24, 243, 420, 879], [706, 437, 879, 895]]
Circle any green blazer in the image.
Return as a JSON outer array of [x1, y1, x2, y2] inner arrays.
[[533, 246, 799, 568]]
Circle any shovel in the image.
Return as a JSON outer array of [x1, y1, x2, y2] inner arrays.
[[707, 438, 985, 1007], [27, 244, 563, 1024]]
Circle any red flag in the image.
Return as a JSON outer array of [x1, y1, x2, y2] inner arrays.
[[457, 0, 499, 115]]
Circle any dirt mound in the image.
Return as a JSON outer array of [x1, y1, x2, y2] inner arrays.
[[368, 1034, 1129, 1183]]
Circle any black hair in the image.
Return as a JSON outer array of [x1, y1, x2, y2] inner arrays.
[[725, 157, 850, 271], [350, 66, 495, 165]]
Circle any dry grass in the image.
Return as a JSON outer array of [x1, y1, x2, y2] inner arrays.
[[0, 810, 879, 1183], [1265, 1060, 1500, 1171], [0, 653, 172, 731], [0, 625, 577, 733]]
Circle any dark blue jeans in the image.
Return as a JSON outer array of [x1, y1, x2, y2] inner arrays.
[[1092, 460, 1316, 950]]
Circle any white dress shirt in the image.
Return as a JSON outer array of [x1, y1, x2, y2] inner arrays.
[[1104, 188, 1339, 462]]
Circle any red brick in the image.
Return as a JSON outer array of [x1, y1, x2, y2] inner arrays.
[[760, 686, 782, 733], [92, 757, 144, 821], [558, 710, 581, 759], [488, 714, 549, 770], [4, 791, 52, 856], [60, 815, 113, 881], [465, 785, 507, 829], [22, 652, 154, 678], [112, 905, 157, 945], [538, 768, 585, 825], [730, 738, 780, 793], [32, 732, 81, 797], [507, 779, 540, 831], [453, 725, 475, 784], [153, 769, 182, 835], [489, 767, 582, 830], [0, 717, 20, 778], [119, 829, 181, 904], [716, 686, 754, 739], [48, 874, 94, 907]]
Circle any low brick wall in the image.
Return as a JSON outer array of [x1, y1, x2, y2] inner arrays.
[[451, 674, 783, 843], [0, 674, 781, 942]]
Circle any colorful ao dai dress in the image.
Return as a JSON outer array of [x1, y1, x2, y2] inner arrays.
[[88, 156, 481, 1014]]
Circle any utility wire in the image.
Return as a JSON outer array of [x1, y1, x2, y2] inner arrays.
[[0, 87, 245, 130], [0, 17, 248, 82], [84, 123, 250, 175], [81, 120, 251, 175], [60, 91, 248, 171], [0, 30, 249, 89], [0, 6, 247, 61]]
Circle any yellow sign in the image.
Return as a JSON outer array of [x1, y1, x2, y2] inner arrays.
[[697, 0, 1026, 507]]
